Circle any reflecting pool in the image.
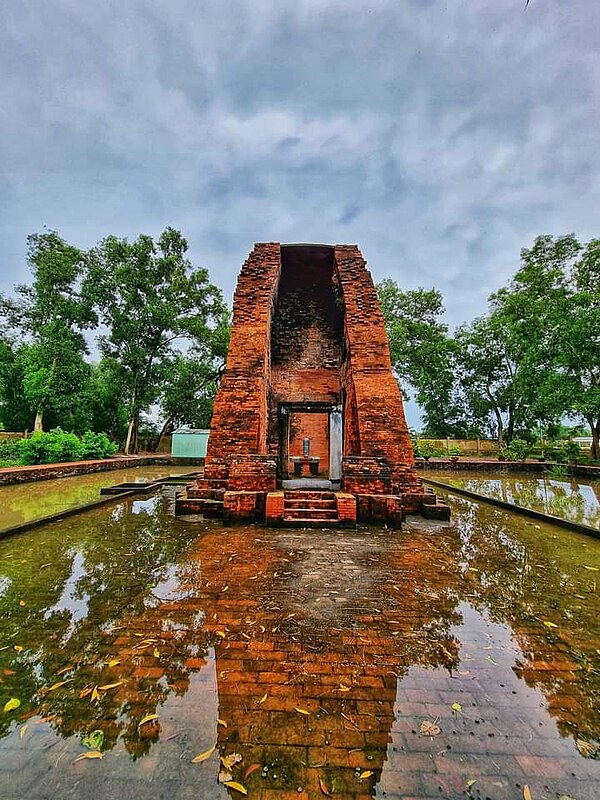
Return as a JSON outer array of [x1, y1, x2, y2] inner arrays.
[[0, 486, 599, 799], [433, 471, 600, 530], [0, 465, 190, 532]]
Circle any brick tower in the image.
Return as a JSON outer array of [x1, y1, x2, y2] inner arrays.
[[176, 243, 449, 525]]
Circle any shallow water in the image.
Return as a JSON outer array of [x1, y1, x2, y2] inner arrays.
[[0, 465, 191, 532], [433, 471, 600, 530], [0, 487, 599, 799]]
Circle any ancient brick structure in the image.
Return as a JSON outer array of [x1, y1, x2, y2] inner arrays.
[[177, 243, 449, 524]]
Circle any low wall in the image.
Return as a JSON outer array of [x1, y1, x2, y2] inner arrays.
[[0, 455, 171, 486], [416, 458, 600, 480], [415, 438, 498, 456]]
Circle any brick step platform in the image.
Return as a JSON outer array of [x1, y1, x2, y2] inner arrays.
[[261, 489, 355, 527], [174, 493, 224, 517], [283, 490, 338, 524], [284, 497, 337, 509], [284, 508, 338, 520], [285, 490, 336, 501]]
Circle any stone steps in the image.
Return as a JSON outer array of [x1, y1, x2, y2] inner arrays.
[[284, 508, 338, 520], [284, 490, 336, 500], [284, 498, 336, 509], [283, 490, 341, 524]]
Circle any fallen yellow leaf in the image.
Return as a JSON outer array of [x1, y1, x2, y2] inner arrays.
[[19, 600, 26, 607], [338, 683, 351, 692], [47, 680, 72, 692], [451, 702, 462, 712], [217, 719, 228, 728], [13, 646, 23, 653], [3, 698, 20, 713], [107, 659, 121, 667], [216, 630, 226, 638], [523, 785, 532, 800], [319, 777, 332, 796], [224, 782, 247, 796], [98, 682, 122, 691], [79, 686, 93, 699], [257, 693, 267, 705], [543, 621, 558, 629], [19, 724, 28, 739], [359, 770, 374, 779], [139, 713, 158, 726], [91, 687, 100, 702], [74, 751, 103, 762], [294, 707, 310, 715], [192, 744, 216, 763], [153, 648, 160, 658]]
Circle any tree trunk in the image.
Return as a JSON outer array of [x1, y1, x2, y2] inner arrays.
[[590, 417, 600, 460], [155, 416, 175, 454], [493, 407, 504, 446], [33, 358, 57, 434], [33, 408, 44, 432], [124, 417, 136, 455]]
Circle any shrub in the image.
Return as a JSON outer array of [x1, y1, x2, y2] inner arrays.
[[507, 438, 531, 461], [0, 439, 19, 464], [14, 429, 83, 464], [546, 441, 581, 463], [80, 431, 117, 459]]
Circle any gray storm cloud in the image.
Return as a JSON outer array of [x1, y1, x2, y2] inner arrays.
[[1, 0, 598, 337]]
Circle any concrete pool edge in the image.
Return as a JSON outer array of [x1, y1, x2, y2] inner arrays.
[[0, 455, 178, 486], [422, 477, 600, 539]]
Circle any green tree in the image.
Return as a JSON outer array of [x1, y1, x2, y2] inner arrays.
[[0, 335, 34, 431], [495, 235, 599, 458], [0, 232, 96, 432], [155, 308, 230, 450], [454, 311, 536, 444], [377, 280, 466, 436], [85, 228, 225, 454], [84, 359, 130, 442]]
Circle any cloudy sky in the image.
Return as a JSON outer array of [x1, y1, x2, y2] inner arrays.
[[1, 0, 598, 334]]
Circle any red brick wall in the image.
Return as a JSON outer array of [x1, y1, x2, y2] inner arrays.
[[270, 367, 339, 404], [334, 245, 421, 498], [204, 243, 281, 477]]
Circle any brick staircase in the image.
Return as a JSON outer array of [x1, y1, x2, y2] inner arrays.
[[282, 490, 340, 525]]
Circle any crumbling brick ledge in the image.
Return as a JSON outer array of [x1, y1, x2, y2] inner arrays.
[[0, 455, 172, 486]]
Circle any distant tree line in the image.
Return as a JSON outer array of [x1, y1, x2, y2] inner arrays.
[[378, 234, 600, 459], [0, 228, 229, 454], [1, 229, 597, 459]]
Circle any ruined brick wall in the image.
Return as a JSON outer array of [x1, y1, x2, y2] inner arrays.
[[202, 241, 422, 508], [334, 246, 420, 495], [204, 243, 281, 474]]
